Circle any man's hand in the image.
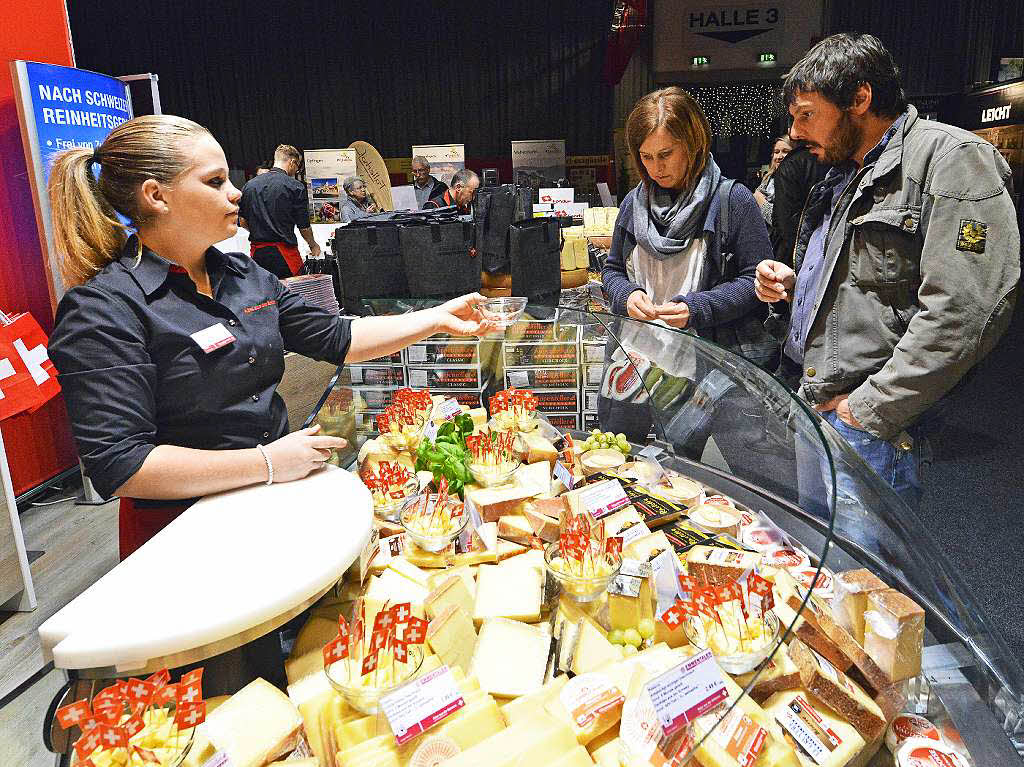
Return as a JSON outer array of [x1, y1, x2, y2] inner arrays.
[[626, 290, 658, 320], [309, 242, 322, 259], [656, 301, 690, 328], [755, 260, 796, 303], [814, 394, 865, 430]]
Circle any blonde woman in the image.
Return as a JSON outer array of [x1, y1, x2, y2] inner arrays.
[[47, 115, 492, 559], [753, 134, 794, 225]]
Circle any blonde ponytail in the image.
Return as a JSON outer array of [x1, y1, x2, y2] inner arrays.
[[48, 148, 128, 288], [47, 115, 212, 288]]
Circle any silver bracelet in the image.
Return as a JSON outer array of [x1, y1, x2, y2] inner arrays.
[[255, 443, 273, 485]]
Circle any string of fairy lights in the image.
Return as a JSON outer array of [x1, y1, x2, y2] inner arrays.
[[684, 82, 787, 138]]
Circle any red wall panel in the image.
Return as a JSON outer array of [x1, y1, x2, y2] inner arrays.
[[0, 0, 79, 495]]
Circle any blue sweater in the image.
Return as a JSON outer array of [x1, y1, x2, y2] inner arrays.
[[600, 181, 772, 334]]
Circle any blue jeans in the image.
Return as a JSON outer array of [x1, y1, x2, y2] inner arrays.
[[822, 411, 925, 512]]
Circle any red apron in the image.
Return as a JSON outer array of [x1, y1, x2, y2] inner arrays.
[[119, 498, 193, 561], [250, 241, 303, 277]]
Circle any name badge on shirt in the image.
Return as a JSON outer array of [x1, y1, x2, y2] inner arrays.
[[190, 322, 236, 353]]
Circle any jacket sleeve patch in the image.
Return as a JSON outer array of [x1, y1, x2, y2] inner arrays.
[[956, 219, 987, 253]]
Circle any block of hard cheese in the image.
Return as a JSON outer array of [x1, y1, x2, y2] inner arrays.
[[863, 589, 924, 683], [439, 712, 577, 767], [428, 564, 475, 592], [270, 760, 318, 766], [501, 675, 569, 724], [772, 598, 854, 676], [467, 483, 539, 521], [763, 689, 877, 767], [497, 514, 536, 545], [831, 569, 888, 645], [521, 432, 558, 466], [552, 744, 597, 767], [733, 643, 802, 703], [473, 563, 542, 624], [782, 592, 891, 696], [471, 618, 551, 698], [788, 639, 886, 742], [425, 574, 475, 620], [523, 505, 561, 542], [426, 604, 477, 675], [545, 668, 625, 745], [686, 545, 762, 586], [204, 679, 303, 767], [515, 460, 554, 495]]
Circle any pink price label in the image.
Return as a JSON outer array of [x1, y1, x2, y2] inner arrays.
[[379, 666, 465, 746], [645, 648, 728, 737]]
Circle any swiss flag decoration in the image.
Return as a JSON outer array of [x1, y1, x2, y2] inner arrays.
[[0, 312, 60, 421]]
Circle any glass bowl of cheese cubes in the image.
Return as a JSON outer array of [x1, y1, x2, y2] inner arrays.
[[467, 454, 521, 488], [683, 607, 781, 674], [325, 645, 425, 715], [370, 474, 420, 522], [544, 541, 622, 603], [76, 703, 196, 767], [400, 494, 469, 553]]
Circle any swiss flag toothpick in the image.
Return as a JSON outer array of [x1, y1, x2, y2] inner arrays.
[[660, 603, 684, 630], [174, 702, 206, 730], [405, 616, 428, 645], [362, 651, 379, 676], [56, 699, 92, 730], [323, 635, 349, 666]]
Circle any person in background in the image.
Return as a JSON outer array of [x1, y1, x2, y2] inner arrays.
[[411, 155, 448, 208], [755, 33, 1020, 509], [768, 141, 831, 267], [753, 134, 793, 226], [599, 87, 783, 488], [423, 168, 480, 214], [238, 144, 320, 277], [340, 175, 378, 222], [46, 115, 496, 561], [255, 161, 274, 176]]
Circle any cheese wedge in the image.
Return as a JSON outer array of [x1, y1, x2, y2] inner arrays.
[[521, 432, 558, 466], [863, 589, 924, 684], [291, 616, 338, 663], [386, 558, 430, 589], [763, 690, 868, 767], [686, 545, 762, 586], [497, 538, 528, 561], [788, 639, 886, 741], [471, 618, 551, 698], [501, 675, 569, 724], [425, 604, 478, 676], [204, 679, 303, 767], [831, 569, 888, 645], [428, 564, 476, 592], [474, 563, 542, 624], [425, 574, 475, 620], [545, 669, 625, 745], [467, 484, 539, 522], [497, 514, 536, 545], [553, 745, 598, 766], [733, 643, 802, 703], [439, 712, 577, 767], [365, 569, 429, 608], [515, 460, 554, 495], [523, 505, 561, 541], [623, 531, 674, 563]]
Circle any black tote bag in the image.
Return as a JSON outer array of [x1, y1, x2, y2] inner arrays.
[[400, 220, 481, 299], [331, 224, 407, 314], [509, 218, 561, 305]]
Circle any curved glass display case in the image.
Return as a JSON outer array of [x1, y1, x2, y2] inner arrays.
[[305, 300, 1024, 766]]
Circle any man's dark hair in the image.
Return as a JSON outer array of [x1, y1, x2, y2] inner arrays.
[[783, 33, 907, 118]]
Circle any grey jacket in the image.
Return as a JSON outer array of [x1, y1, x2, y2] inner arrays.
[[791, 105, 1020, 440]]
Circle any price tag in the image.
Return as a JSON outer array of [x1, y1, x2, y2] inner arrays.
[[650, 549, 683, 616], [620, 687, 696, 767], [423, 420, 440, 441], [437, 399, 462, 421], [408, 345, 427, 363], [508, 369, 530, 387], [373, 534, 407, 568], [607, 559, 652, 598], [618, 520, 652, 546], [410, 369, 428, 388], [577, 478, 630, 518], [645, 649, 728, 737], [379, 665, 465, 745], [350, 367, 364, 384], [457, 495, 483, 551], [359, 528, 380, 584], [553, 460, 577, 490]]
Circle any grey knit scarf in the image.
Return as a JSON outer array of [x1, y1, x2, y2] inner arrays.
[[634, 156, 721, 261]]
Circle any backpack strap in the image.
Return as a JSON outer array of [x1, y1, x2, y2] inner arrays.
[[717, 179, 735, 254]]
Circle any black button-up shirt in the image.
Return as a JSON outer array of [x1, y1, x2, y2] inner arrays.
[[48, 236, 351, 498], [239, 168, 310, 245]]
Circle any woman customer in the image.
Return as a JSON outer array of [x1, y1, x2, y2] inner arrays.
[[47, 115, 493, 560], [753, 134, 793, 226], [599, 88, 784, 485]]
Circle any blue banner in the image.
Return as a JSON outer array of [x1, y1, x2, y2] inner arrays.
[[21, 61, 133, 184]]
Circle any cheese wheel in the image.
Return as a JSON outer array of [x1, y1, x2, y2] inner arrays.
[[656, 476, 702, 506], [886, 714, 942, 753], [741, 524, 787, 551], [895, 738, 970, 767], [581, 448, 626, 476], [688, 503, 741, 538]]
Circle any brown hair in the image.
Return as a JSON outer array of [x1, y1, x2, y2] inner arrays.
[[274, 144, 301, 164], [626, 87, 711, 188], [47, 115, 211, 288]]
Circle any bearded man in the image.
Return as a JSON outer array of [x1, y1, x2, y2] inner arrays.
[[754, 33, 1019, 509]]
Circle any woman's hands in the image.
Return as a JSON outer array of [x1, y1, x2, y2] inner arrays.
[[627, 290, 690, 328], [264, 424, 347, 483], [432, 293, 498, 336]]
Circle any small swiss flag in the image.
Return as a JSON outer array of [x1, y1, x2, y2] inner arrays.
[[322, 635, 348, 666], [0, 313, 60, 421], [56, 699, 92, 730]]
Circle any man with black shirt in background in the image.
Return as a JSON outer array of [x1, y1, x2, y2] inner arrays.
[[411, 155, 449, 208], [239, 144, 321, 278]]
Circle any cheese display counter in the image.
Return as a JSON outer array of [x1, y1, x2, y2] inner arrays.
[[40, 303, 1024, 767]]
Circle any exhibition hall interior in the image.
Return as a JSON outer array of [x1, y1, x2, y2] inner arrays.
[[2, 1, 1023, 766]]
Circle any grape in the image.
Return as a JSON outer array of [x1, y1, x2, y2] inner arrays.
[[620, 444, 631, 455], [604, 432, 615, 441], [623, 628, 642, 647], [621, 644, 639, 657], [591, 429, 601, 437], [608, 629, 624, 645], [615, 433, 628, 443], [637, 618, 655, 639]]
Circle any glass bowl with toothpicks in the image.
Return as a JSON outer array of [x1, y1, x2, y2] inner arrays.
[[682, 583, 781, 674], [363, 462, 420, 522], [481, 296, 528, 328], [58, 670, 200, 767], [400, 490, 469, 553], [325, 646, 426, 715], [466, 432, 521, 488], [544, 538, 623, 603]]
